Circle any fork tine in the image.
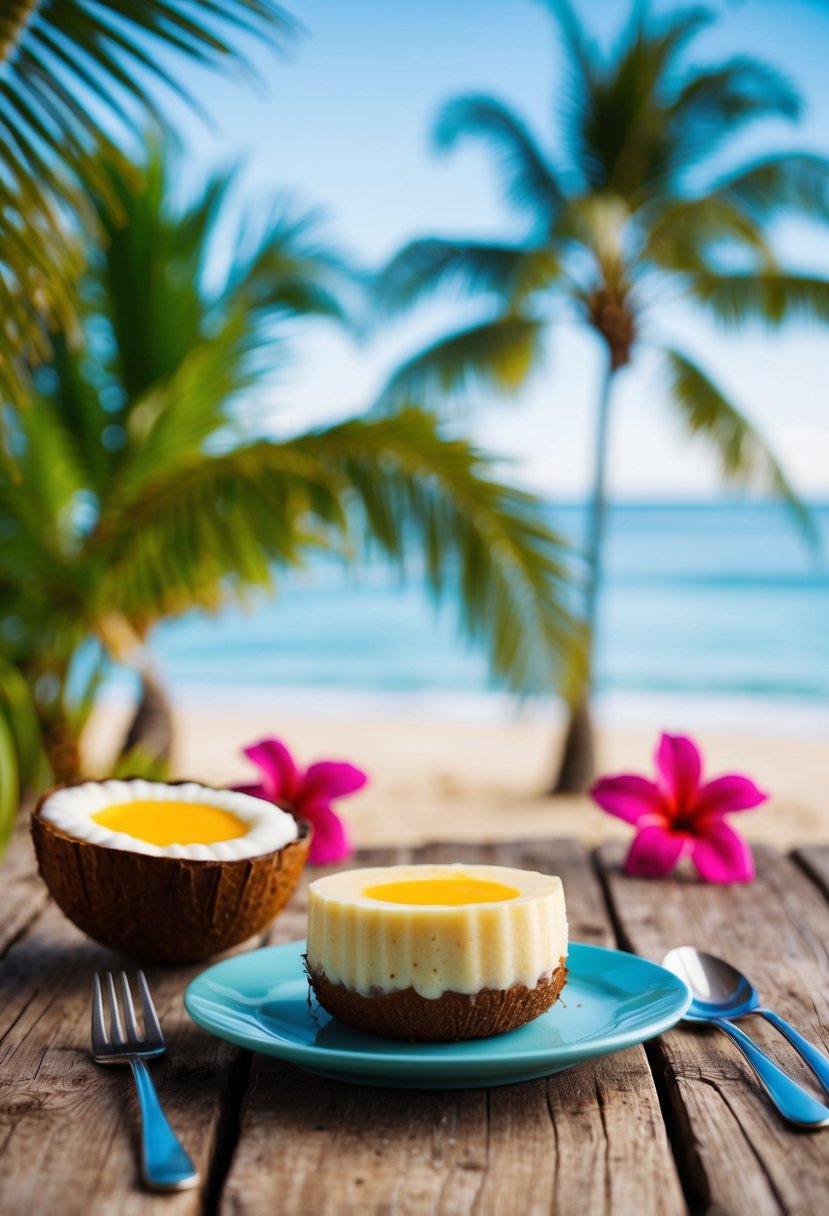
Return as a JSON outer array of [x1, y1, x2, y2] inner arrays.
[[138, 971, 165, 1045], [106, 972, 125, 1046], [92, 974, 108, 1048], [120, 972, 142, 1042]]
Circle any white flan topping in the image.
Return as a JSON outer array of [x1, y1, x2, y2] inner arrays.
[[39, 779, 298, 861]]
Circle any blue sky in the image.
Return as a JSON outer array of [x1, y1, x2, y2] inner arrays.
[[162, 0, 829, 499]]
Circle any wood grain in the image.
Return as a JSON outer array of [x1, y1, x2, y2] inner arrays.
[[0, 823, 50, 957], [0, 824, 259, 1216], [596, 842, 829, 1216], [794, 844, 829, 901], [219, 840, 686, 1216]]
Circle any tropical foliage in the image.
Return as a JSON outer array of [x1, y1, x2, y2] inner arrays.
[[0, 0, 295, 405], [0, 143, 577, 792], [0, 658, 47, 848], [376, 0, 829, 789]]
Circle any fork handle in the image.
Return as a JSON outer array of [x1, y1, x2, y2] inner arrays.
[[130, 1059, 198, 1191], [757, 1007, 829, 1096]]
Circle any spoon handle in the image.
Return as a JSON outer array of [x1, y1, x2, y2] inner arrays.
[[713, 1018, 829, 1128], [757, 1007, 829, 1096]]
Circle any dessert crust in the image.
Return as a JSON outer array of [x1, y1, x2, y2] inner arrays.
[[309, 959, 568, 1041]]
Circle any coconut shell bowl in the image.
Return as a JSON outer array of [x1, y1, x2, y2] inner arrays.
[[31, 780, 312, 963]]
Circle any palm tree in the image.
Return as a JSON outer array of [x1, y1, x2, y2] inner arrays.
[[0, 0, 296, 406], [0, 141, 578, 785], [375, 0, 829, 792]]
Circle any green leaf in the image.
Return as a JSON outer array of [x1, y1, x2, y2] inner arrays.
[[0, 0, 298, 403], [0, 712, 18, 854], [663, 348, 815, 544], [689, 272, 829, 328], [668, 57, 800, 157], [708, 154, 829, 224], [376, 239, 558, 314], [434, 94, 564, 220], [297, 409, 580, 696], [376, 316, 545, 411], [108, 744, 170, 782], [0, 656, 47, 797], [642, 195, 770, 271]]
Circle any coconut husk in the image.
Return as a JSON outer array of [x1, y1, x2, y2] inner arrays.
[[309, 959, 568, 1041], [31, 785, 311, 963]]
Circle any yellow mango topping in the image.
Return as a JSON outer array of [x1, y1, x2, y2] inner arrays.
[[362, 876, 520, 906], [92, 800, 248, 847]]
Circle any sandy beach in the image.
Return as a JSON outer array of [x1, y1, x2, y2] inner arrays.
[[84, 699, 828, 852]]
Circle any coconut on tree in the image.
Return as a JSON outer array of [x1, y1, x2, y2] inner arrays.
[[375, 0, 829, 791], [0, 141, 578, 787]]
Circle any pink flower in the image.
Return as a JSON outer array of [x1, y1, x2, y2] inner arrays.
[[590, 733, 767, 883], [234, 738, 368, 865]]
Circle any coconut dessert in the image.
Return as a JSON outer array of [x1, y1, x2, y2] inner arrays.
[[31, 779, 311, 962], [306, 862, 568, 1040]]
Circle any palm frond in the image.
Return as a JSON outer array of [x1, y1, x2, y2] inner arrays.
[[0, 656, 47, 794], [0, 711, 19, 851], [100, 437, 343, 628], [224, 202, 353, 325], [664, 348, 814, 541], [667, 57, 800, 167], [297, 409, 580, 696], [549, 4, 715, 199], [689, 271, 829, 328], [92, 140, 223, 399], [707, 153, 829, 224], [0, 0, 297, 400], [376, 239, 559, 314], [641, 195, 770, 271], [434, 94, 564, 221], [1, 396, 86, 563], [376, 316, 545, 412]]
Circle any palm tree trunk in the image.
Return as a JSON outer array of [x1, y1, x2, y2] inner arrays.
[[119, 670, 174, 771], [551, 352, 617, 793]]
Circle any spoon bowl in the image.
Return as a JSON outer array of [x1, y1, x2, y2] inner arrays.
[[662, 945, 829, 1128], [662, 946, 759, 1022]]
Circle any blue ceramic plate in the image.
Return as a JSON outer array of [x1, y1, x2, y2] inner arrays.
[[184, 940, 690, 1089]]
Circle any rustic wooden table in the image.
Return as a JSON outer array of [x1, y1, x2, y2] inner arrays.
[[2, 827, 828, 1215]]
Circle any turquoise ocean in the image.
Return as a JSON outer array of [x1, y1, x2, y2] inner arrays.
[[117, 502, 829, 726]]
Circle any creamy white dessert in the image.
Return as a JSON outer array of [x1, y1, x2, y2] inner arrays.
[[306, 863, 568, 1039], [38, 779, 298, 861]]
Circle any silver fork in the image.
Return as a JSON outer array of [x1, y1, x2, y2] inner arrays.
[[92, 971, 198, 1191]]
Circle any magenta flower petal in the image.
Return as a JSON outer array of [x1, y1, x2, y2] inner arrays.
[[656, 733, 702, 815], [694, 774, 769, 819], [691, 821, 755, 883], [624, 823, 689, 878], [242, 738, 298, 801], [590, 775, 665, 825], [302, 801, 352, 865], [300, 761, 368, 805], [232, 782, 270, 801]]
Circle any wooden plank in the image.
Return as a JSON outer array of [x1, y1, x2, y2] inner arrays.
[[0, 822, 50, 957], [0, 815, 270, 1216], [0, 833, 378, 1216], [220, 839, 686, 1216], [596, 842, 829, 1216], [794, 844, 829, 901]]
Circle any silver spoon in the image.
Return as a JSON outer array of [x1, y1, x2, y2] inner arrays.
[[663, 946, 829, 1129]]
